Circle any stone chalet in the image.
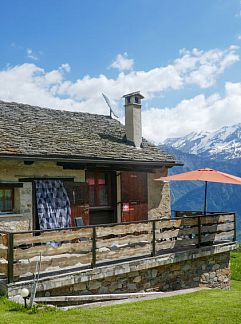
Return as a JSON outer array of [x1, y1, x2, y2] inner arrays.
[[0, 92, 237, 299], [0, 91, 180, 232]]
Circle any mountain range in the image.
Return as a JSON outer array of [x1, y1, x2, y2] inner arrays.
[[164, 123, 241, 160], [161, 123, 241, 241]]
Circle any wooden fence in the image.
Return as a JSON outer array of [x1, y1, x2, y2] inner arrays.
[[0, 212, 236, 283]]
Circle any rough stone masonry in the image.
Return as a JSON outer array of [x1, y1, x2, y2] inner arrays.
[[6, 242, 236, 298], [38, 252, 230, 296]]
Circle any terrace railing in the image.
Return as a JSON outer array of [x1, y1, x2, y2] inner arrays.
[[0, 212, 236, 284]]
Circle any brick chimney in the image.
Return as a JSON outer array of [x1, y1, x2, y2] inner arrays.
[[123, 91, 144, 148]]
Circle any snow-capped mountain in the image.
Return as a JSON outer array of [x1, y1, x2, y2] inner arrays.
[[162, 123, 241, 240], [164, 123, 241, 160]]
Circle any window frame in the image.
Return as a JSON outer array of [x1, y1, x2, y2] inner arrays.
[[86, 171, 113, 208], [135, 96, 140, 104], [0, 187, 14, 212]]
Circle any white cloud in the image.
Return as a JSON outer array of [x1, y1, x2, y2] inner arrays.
[[0, 46, 240, 142], [43, 64, 70, 85], [109, 52, 134, 71], [142, 82, 241, 143], [175, 46, 239, 88], [57, 46, 239, 103], [60, 63, 71, 73], [0, 63, 109, 114], [26, 48, 39, 61]]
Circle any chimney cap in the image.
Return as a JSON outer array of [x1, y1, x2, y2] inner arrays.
[[122, 91, 144, 99]]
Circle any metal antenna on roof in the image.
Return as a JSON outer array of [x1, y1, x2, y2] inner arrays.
[[102, 93, 119, 119]]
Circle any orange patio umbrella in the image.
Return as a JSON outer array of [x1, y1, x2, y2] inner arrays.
[[155, 168, 241, 215]]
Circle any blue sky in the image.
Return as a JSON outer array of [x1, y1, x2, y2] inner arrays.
[[0, 0, 241, 142]]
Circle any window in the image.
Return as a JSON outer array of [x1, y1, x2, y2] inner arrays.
[[86, 171, 112, 207], [135, 96, 139, 104], [0, 188, 14, 212]]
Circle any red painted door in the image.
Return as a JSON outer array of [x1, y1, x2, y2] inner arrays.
[[121, 171, 148, 222]]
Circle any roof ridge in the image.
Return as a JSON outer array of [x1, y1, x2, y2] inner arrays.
[[0, 99, 114, 120]]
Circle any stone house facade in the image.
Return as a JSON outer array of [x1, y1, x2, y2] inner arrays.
[[0, 92, 180, 232]]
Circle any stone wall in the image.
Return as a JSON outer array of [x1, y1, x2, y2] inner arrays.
[[0, 160, 85, 182], [6, 242, 236, 298], [0, 159, 85, 232], [0, 182, 33, 232], [40, 252, 230, 297], [148, 167, 171, 219], [0, 215, 30, 232]]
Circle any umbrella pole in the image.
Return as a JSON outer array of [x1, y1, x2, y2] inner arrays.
[[204, 181, 208, 215]]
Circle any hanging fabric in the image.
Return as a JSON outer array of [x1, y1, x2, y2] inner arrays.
[[35, 180, 71, 230]]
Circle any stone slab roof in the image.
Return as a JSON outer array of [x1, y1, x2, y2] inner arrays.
[[0, 101, 178, 165]]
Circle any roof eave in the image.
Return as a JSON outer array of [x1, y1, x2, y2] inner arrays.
[[0, 153, 183, 168]]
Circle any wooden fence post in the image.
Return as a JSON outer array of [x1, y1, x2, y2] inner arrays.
[[91, 227, 96, 268], [7, 233, 14, 284], [151, 221, 156, 257], [233, 213, 236, 242], [197, 216, 201, 248]]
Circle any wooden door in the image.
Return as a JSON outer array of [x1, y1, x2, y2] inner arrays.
[[86, 171, 117, 225], [121, 171, 148, 222]]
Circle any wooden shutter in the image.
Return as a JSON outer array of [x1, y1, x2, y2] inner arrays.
[[121, 172, 148, 222], [64, 182, 90, 226]]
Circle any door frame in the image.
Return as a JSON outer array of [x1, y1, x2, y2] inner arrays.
[[86, 170, 117, 224]]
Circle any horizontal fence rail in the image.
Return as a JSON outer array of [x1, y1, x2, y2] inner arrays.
[[0, 212, 236, 283]]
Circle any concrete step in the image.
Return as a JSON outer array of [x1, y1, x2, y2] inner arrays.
[[34, 287, 207, 308], [34, 291, 164, 306]]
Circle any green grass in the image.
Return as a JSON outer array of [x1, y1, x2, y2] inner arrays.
[[1, 282, 241, 324], [0, 247, 240, 324], [231, 244, 241, 281]]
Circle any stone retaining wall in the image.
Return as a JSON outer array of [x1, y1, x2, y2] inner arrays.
[[6, 243, 236, 298], [41, 252, 230, 297]]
